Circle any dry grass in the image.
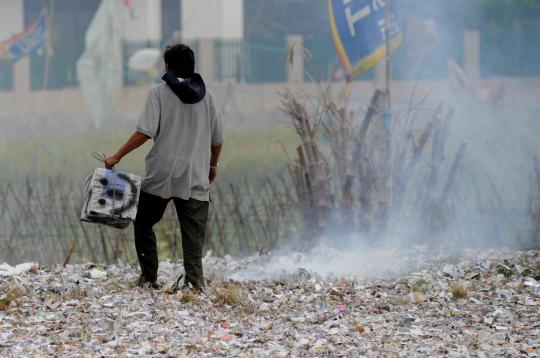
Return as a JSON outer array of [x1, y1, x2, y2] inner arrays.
[[396, 296, 410, 306], [62, 287, 89, 300], [211, 282, 243, 306], [412, 291, 426, 303], [411, 279, 429, 293], [0, 287, 28, 311], [451, 282, 468, 299], [178, 289, 198, 304]]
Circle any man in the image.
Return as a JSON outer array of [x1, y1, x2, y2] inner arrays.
[[105, 44, 223, 291]]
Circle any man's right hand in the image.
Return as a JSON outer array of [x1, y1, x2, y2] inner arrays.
[[103, 132, 150, 170], [104, 155, 120, 169]]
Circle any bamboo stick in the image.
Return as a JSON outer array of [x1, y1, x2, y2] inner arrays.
[[439, 141, 467, 207]]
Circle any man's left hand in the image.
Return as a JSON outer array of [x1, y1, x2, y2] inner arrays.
[[209, 167, 217, 184]]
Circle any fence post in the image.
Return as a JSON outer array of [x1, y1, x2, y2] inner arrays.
[[287, 35, 304, 84], [14, 57, 30, 93], [464, 30, 480, 79], [198, 39, 215, 83], [373, 61, 385, 89]]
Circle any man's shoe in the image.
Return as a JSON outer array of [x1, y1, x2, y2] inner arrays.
[[181, 282, 205, 294], [137, 274, 161, 289]]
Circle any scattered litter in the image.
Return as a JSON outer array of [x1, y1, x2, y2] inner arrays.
[[0, 262, 38, 276], [523, 277, 540, 288], [0, 248, 538, 356], [85, 267, 107, 279]]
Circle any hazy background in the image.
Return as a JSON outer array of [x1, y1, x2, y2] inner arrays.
[[1, 0, 539, 265]]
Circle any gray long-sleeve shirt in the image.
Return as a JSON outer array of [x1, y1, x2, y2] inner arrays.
[[136, 83, 223, 201]]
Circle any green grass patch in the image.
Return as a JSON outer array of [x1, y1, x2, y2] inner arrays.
[[0, 125, 298, 183]]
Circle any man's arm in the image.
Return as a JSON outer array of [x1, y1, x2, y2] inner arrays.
[[104, 131, 150, 169], [209, 144, 222, 183]]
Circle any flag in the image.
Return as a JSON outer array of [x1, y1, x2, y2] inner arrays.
[[77, 0, 123, 129], [328, 0, 401, 81], [0, 10, 47, 64]]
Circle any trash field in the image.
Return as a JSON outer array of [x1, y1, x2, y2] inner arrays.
[[1, 247, 539, 357]]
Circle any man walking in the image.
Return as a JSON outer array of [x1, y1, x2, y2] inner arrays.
[[105, 44, 223, 290]]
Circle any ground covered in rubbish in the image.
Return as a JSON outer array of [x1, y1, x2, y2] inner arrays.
[[1, 248, 539, 357]]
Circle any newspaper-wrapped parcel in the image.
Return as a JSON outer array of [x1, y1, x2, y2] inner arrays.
[[80, 168, 141, 229]]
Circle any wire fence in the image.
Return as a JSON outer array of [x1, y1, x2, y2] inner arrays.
[[0, 172, 298, 266]]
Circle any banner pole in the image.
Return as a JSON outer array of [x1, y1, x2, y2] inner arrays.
[[384, 0, 391, 103], [42, 0, 55, 90], [384, 0, 393, 212]]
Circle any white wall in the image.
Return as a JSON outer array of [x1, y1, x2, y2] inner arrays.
[[222, 0, 243, 40], [182, 0, 243, 40], [0, 0, 23, 40], [123, 0, 162, 42]]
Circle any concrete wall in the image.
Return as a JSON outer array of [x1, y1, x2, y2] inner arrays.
[[182, 0, 243, 40], [123, 0, 162, 42], [0, 0, 23, 39], [1, 77, 539, 122], [222, 0, 243, 40]]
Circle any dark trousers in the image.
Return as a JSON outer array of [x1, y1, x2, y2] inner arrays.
[[134, 191, 209, 288]]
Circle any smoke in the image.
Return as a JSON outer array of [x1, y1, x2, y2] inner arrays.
[[227, 241, 420, 282], [224, 1, 540, 282], [410, 1, 540, 247]]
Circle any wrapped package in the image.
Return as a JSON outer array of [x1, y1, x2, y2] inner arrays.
[[80, 168, 142, 229]]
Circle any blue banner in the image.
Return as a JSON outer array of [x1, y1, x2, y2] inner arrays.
[[0, 11, 47, 63], [328, 0, 401, 80]]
